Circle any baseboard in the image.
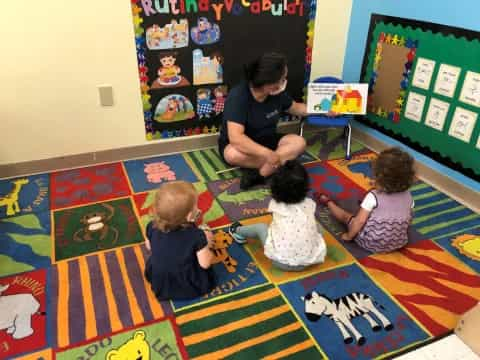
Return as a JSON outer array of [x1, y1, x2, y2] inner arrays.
[[2, 121, 479, 214], [0, 121, 300, 179], [352, 126, 480, 214]]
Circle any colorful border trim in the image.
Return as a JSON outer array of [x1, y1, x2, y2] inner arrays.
[[303, 0, 316, 101], [367, 32, 418, 123], [131, 1, 154, 139], [131, 0, 313, 139]]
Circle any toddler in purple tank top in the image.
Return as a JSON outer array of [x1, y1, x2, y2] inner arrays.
[[316, 147, 415, 253]]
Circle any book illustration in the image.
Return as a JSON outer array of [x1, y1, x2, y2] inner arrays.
[[307, 83, 369, 115]]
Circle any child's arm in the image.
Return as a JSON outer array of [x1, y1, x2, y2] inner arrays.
[[204, 230, 215, 248], [341, 191, 376, 241], [342, 208, 370, 241], [196, 246, 214, 269], [145, 221, 154, 251], [196, 227, 215, 269], [199, 225, 215, 248]]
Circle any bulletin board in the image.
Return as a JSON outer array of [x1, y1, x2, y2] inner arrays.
[[360, 14, 480, 180], [130, 0, 313, 140]]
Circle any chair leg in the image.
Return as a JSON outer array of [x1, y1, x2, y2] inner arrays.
[[299, 119, 305, 137], [345, 124, 352, 160]]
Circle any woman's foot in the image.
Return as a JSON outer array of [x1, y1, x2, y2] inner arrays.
[[314, 192, 332, 206], [228, 221, 247, 244], [240, 169, 265, 190]]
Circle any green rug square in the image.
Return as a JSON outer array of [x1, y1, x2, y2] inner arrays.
[[53, 198, 143, 261]]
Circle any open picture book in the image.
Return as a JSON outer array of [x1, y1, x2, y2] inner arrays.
[[307, 83, 369, 115]]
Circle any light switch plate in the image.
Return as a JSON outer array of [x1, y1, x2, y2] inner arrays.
[[98, 85, 114, 106]]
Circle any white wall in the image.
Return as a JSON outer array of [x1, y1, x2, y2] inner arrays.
[[0, 0, 145, 165], [0, 0, 352, 165], [310, 0, 353, 79]]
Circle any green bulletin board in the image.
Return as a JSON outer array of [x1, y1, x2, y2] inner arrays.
[[361, 15, 480, 179]]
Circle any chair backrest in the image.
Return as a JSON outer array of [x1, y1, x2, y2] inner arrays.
[[308, 76, 350, 126], [313, 76, 344, 84]]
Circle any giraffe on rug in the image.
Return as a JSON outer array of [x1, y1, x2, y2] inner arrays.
[[0, 179, 29, 216]]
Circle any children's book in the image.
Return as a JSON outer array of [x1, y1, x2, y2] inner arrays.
[[307, 83, 369, 115]]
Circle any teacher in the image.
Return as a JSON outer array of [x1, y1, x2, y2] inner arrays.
[[218, 52, 308, 190]]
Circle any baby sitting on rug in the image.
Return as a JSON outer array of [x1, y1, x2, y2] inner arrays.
[[144, 181, 217, 300], [316, 147, 415, 253], [229, 160, 327, 271]]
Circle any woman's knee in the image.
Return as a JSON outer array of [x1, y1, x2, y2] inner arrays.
[[296, 135, 307, 152], [224, 144, 266, 168], [280, 134, 307, 153], [223, 145, 240, 165]]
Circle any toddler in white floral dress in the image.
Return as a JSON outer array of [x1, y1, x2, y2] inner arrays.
[[230, 160, 326, 271]]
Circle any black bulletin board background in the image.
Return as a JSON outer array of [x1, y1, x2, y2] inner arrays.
[[138, 2, 308, 137], [359, 14, 480, 182]]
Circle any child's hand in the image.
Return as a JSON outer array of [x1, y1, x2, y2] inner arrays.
[[204, 230, 215, 248], [145, 238, 151, 251], [341, 233, 353, 242], [267, 151, 281, 169]]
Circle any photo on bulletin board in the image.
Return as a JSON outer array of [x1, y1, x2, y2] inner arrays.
[[131, 0, 310, 140], [193, 49, 223, 85], [190, 17, 221, 45], [146, 19, 189, 50], [448, 107, 478, 143], [433, 63, 461, 98], [154, 94, 196, 122], [404, 91, 426, 122], [360, 14, 480, 180], [425, 98, 450, 131], [151, 51, 191, 89], [459, 71, 480, 108], [411, 57, 436, 90]]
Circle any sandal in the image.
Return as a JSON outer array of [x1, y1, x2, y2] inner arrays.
[[228, 221, 247, 244]]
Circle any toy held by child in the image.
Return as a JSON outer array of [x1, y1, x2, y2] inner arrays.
[[144, 181, 217, 300], [316, 147, 415, 253], [229, 160, 327, 271]]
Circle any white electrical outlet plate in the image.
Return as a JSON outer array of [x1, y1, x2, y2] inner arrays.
[[98, 85, 114, 106]]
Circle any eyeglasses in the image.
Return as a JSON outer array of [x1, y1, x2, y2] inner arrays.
[[193, 208, 202, 222]]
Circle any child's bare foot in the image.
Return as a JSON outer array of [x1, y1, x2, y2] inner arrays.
[[314, 192, 333, 206]]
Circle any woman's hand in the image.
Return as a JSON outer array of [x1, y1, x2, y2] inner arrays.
[[266, 150, 281, 169], [326, 110, 339, 117]]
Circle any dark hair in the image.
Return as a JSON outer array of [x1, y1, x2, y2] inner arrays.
[[159, 51, 177, 60], [244, 52, 287, 88], [270, 160, 309, 204], [373, 147, 415, 193]]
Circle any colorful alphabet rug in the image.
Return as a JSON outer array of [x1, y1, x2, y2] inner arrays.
[[2, 130, 480, 359]]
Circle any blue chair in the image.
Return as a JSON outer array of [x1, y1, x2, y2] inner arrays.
[[300, 76, 353, 159]]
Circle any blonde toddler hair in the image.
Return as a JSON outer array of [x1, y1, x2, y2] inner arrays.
[[150, 181, 197, 232]]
